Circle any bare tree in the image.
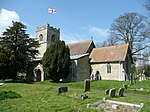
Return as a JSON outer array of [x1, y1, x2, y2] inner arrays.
[[109, 12, 150, 58], [145, 0, 150, 11], [96, 36, 119, 47]]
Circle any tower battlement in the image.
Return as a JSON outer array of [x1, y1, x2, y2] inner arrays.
[[36, 24, 60, 33], [35, 23, 60, 59]]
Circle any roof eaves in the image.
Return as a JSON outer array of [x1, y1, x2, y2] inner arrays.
[[70, 53, 89, 60], [90, 60, 124, 64]]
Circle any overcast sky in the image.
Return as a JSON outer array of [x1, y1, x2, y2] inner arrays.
[[0, 0, 148, 44]]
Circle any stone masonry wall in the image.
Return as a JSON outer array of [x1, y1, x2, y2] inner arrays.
[[91, 62, 123, 81], [76, 56, 90, 81]]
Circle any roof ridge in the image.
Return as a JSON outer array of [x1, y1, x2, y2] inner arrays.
[[96, 43, 128, 49]]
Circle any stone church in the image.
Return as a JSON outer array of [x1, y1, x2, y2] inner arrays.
[[27, 24, 133, 82]]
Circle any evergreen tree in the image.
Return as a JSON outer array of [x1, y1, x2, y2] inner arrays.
[[0, 46, 14, 79], [42, 40, 70, 82], [0, 21, 39, 79]]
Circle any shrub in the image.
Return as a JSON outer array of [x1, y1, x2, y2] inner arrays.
[[0, 91, 21, 100]]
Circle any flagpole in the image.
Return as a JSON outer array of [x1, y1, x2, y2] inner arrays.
[[48, 8, 57, 25]]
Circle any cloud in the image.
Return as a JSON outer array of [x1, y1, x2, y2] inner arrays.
[[0, 8, 20, 34], [29, 35, 35, 39], [60, 26, 109, 44], [88, 26, 109, 37], [60, 31, 84, 44]]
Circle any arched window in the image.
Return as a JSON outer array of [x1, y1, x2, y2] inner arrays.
[[39, 34, 43, 41], [107, 63, 111, 73], [51, 35, 55, 42]]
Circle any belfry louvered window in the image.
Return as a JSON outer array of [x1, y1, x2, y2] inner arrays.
[[39, 34, 43, 41]]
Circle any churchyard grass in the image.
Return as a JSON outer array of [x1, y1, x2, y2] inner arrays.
[[0, 80, 149, 112]]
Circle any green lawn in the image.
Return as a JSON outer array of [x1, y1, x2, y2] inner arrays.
[[0, 80, 150, 112]]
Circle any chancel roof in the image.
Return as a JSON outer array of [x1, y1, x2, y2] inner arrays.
[[90, 44, 129, 63]]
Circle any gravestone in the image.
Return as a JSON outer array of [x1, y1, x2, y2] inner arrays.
[[139, 70, 146, 82], [109, 88, 116, 97], [118, 88, 124, 97], [58, 86, 68, 94], [84, 79, 90, 91], [105, 89, 109, 95]]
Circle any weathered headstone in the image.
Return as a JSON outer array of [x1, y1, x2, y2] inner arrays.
[[84, 79, 90, 91], [109, 88, 116, 97], [139, 70, 146, 82], [105, 89, 109, 95], [58, 86, 68, 94], [118, 88, 124, 97]]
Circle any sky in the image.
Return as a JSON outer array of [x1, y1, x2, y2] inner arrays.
[[0, 0, 148, 44]]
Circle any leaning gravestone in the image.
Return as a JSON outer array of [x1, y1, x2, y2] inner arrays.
[[109, 88, 116, 97], [58, 86, 68, 94], [118, 88, 124, 97], [84, 79, 90, 91]]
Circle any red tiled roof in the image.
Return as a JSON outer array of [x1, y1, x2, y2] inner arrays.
[[68, 40, 93, 56], [90, 44, 129, 63]]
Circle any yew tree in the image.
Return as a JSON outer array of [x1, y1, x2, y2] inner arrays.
[[42, 40, 70, 82]]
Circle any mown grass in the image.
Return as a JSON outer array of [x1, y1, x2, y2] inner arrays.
[[0, 80, 149, 112], [129, 80, 150, 90]]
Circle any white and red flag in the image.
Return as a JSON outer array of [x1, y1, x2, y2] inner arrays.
[[48, 8, 56, 13]]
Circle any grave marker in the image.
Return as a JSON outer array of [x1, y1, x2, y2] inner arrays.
[[118, 88, 124, 97], [84, 79, 90, 91], [109, 88, 116, 97], [58, 86, 68, 94]]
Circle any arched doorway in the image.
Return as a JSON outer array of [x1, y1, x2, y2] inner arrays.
[[33, 63, 44, 82], [36, 69, 41, 81]]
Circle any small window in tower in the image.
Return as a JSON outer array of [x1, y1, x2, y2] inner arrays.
[[51, 35, 55, 42], [39, 34, 43, 41]]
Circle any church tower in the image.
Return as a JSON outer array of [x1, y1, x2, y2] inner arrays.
[[35, 24, 60, 59]]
